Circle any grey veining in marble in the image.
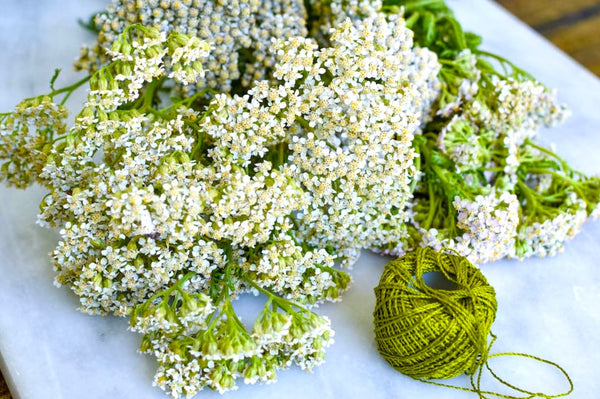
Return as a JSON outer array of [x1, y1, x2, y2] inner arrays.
[[1, 1, 599, 398]]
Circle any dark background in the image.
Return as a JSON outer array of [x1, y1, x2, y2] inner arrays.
[[497, 0, 600, 76]]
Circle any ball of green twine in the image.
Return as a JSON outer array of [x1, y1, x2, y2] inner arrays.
[[373, 247, 497, 380]]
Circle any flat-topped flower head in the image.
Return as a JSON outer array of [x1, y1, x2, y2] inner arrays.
[[272, 15, 441, 262], [76, 0, 308, 92]]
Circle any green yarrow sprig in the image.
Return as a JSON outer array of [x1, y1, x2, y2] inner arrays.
[[361, 0, 600, 262], [395, 134, 521, 264], [514, 140, 600, 258]]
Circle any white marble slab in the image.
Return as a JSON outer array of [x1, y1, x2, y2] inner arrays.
[[1, 1, 599, 398]]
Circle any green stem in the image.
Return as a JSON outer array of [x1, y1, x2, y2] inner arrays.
[[431, 164, 459, 195], [474, 50, 533, 80], [526, 168, 585, 199], [517, 180, 554, 218], [524, 139, 570, 172], [389, 0, 447, 12], [55, 75, 91, 101], [423, 181, 438, 230], [517, 180, 538, 214], [158, 87, 217, 116], [278, 141, 285, 167], [50, 134, 70, 144], [441, 15, 467, 49], [479, 69, 496, 88], [23, 75, 91, 106], [223, 300, 247, 332], [139, 77, 165, 113], [438, 59, 458, 66], [240, 271, 311, 314], [191, 130, 205, 161], [296, 116, 312, 131], [203, 249, 236, 330], [144, 271, 195, 304], [409, 150, 421, 194]]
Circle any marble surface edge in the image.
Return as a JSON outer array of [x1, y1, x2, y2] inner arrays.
[[1, 1, 599, 399]]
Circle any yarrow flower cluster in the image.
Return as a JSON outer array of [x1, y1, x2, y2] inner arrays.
[[305, 0, 383, 41], [437, 72, 570, 177], [0, 96, 67, 188], [371, 4, 600, 264], [279, 15, 440, 265], [413, 188, 520, 264], [76, 0, 308, 92], [0, 10, 439, 396], [2, 0, 600, 397], [411, 62, 598, 262], [24, 24, 348, 396]]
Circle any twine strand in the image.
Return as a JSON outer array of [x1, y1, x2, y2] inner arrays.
[[373, 247, 573, 398]]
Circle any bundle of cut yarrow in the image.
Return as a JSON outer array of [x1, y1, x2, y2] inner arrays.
[[1, 0, 599, 397]]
